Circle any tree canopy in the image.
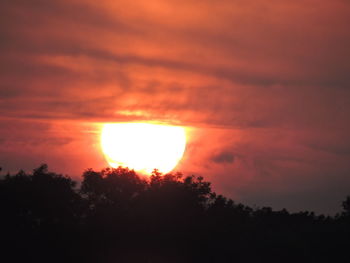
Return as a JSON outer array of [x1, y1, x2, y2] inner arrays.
[[1, 164, 349, 263]]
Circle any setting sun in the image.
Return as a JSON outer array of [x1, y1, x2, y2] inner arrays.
[[100, 123, 187, 175]]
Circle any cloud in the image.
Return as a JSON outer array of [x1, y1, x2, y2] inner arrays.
[[1, 0, 350, 214], [211, 152, 235, 164]]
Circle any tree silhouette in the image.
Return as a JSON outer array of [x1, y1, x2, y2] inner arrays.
[[0, 164, 83, 262], [1, 164, 350, 262], [81, 166, 146, 209], [342, 195, 350, 216], [0, 164, 82, 226]]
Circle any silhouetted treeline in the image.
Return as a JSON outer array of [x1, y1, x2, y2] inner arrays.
[[1, 164, 350, 263]]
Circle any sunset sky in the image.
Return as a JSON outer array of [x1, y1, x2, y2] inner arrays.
[[1, 0, 350, 214]]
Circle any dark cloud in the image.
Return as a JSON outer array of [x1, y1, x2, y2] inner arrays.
[[0, 119, 72, 147], [211, 152, 235, 164]]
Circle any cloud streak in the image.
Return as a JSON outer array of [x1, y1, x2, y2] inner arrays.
[[1, 0, 350, 214]]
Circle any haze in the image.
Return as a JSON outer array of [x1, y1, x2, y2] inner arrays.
[[1, 0, 350, 214]]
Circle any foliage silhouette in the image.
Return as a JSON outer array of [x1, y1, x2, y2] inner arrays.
[[342, 195, 350, 216], [1, 164, 350, 262]]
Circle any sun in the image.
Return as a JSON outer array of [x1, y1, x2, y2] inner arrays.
[[100, 123, 187, 175]]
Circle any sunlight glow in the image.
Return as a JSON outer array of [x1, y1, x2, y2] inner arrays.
[[100, 123, 187, 175]]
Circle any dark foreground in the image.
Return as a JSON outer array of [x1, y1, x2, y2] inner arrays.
[[1, 165, 349, 262]]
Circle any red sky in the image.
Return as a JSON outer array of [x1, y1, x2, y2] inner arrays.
[[1, 0, 350, 214]]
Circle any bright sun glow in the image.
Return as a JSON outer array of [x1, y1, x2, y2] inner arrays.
[[100, 123, 187, 175]]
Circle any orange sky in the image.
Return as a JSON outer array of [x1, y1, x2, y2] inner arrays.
[[1, 0, 350, 214]]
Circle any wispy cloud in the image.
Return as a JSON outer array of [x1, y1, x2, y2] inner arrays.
[[1, 0, 350, 214]]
